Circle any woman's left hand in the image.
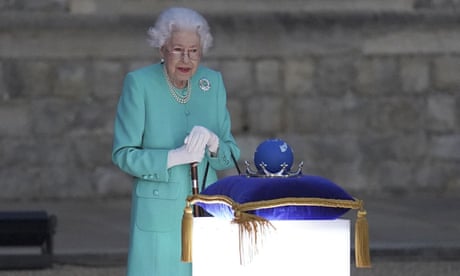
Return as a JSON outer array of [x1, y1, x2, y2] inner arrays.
[[185, 126, 219, 154]]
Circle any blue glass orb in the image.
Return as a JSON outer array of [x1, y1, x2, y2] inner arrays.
[[254, 139, 294, 173]]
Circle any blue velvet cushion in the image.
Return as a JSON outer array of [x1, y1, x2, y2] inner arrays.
[[199, 175, 354, 220]]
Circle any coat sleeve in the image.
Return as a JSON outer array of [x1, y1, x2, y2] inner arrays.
[[111, 73, 170, 182], [206, 72, 241, 170]]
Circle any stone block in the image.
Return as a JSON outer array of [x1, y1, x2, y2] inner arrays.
[[299, 134, 361, 164], [255, 59, 281, 93], [54, 62, 91, 98], [286, 95, 368, 134], [69, 98, 117, 135], [220, 59, 252, 97], [246, 96, 283, 134], [62, 0, 417, 15], [0, 167, 42, 199], [325, 162, 369, 192], [0, 103, 31, 137], [0, 29, 152, 59], [3, 61, 53, 98], [400, 57, 430, 93], [29, 99, 78, 136], [414, 162, 459, 192], [433, 56, 460, 90], [72, 134, 112, 168], [128, 60, 157, 72], [36, 139, 76, 165], [446, 170, 460, 193], [362, 160, 415, 194], [429, 134, 460, 160], [356, 57, 400, 95], [359, 133, 428, 162], [427, 94, 457, 131], [0, 138, 75, 167], [286, 97, 322, 134], [0, 0, 68, 11], [366, 97, 425, 133], [92, 61, 125, 100], [200, 59, 220, 72], [414, 0, 460, 10], [363, 30, 460, 55], [0, 62, 7, 100], [0, 61, 19, 100], [315, 56, 356, 96], [93, 166, 132, 196], [284, 58, 315, 95], [69, 0, 96, 14], [227, 98, 244, 134], [23, 61, 53, 96], [37, 166, 94, 198]]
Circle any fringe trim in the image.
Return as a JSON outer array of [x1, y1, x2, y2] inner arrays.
[[233, 211, 274, 265]]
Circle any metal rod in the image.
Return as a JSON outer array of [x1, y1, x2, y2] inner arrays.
[[190, 162, 201, 216]]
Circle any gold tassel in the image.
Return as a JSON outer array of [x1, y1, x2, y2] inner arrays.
[[355, 209, 371, 268], [181, 204, 193, 262]]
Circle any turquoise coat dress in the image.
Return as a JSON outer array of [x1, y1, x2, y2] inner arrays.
[[112, 63, 240, 276]]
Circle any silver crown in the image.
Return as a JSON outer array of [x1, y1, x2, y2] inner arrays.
[[245, 161, 303, 178]]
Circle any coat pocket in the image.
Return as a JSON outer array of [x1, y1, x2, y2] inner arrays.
[[134, 180, 183, 232], [136, 180, 180, 199]]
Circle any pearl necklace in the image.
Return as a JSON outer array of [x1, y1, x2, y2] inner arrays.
[[163, 65, 191, 104]]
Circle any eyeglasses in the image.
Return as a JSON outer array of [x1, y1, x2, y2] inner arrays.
[[166, 47, 201, 61]]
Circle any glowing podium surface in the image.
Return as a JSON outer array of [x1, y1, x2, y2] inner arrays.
[[192, 217, 350, 276]]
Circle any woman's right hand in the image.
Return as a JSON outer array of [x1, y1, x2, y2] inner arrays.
[[167, 144, 205, 168]]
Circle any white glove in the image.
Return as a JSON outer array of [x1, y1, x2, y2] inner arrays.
[[167, 144, 205, 169], [184, 126, 219, 154]]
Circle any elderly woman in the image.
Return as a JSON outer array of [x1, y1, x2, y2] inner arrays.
[[112, 7, 240, 276]]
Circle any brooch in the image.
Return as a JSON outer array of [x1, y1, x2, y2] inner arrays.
[[199, 78, 211, 92]]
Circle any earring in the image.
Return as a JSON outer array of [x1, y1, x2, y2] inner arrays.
[[160, 58, 165, 64]]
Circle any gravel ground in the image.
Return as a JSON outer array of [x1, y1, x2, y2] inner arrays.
[[351, 260, 460, 276], [0, 260, 459, 276], [0, 265, 126, 276]]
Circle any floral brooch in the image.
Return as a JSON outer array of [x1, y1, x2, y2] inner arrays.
[[199, 78, 211, 92]]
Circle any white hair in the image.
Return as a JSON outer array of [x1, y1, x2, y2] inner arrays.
[[147, 7, 213, 54]]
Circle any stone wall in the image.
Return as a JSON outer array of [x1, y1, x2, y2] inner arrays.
[[0, 0, 459, 199]]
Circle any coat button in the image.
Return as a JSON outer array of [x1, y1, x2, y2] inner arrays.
[[153, 189, 159, 196]]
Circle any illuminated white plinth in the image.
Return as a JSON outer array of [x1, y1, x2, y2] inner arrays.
[[192, 217, 350, 276]]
